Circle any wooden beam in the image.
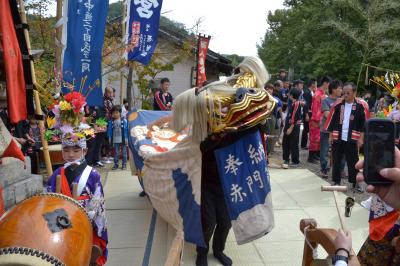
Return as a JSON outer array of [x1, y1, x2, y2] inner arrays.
[[18, 0, 53, 176]]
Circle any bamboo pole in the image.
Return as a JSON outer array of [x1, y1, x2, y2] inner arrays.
[[17, 0, 53, 176]]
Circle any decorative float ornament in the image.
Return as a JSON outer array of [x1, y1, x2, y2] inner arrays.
[[371, 72, 400, 100], [371, 73, 400, 118]]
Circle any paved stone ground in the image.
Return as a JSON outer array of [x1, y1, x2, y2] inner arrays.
[[103, 164, 369, 265], [268, 141, 371, 205]]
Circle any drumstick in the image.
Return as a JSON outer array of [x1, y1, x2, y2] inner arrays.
[[333, 190, 347, 231], [72, 183, 78, 200], [56, 175, 61, 193], [321, 185, 347, 230]]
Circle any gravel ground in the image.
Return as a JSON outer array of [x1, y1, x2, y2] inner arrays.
[[268, 143, 372, 205]]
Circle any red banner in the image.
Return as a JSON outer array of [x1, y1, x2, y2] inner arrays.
[[196, 35, 210, 87], [0, 0, 27, 124]]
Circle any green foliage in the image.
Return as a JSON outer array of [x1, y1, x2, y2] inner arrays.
[[108, 1, 123, 19], [223, 54, 244, 67], [258, 0, 400, 89], [25, 0, 55, 86]]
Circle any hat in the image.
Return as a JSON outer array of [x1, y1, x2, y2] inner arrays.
[[45, 91, 94, 148]]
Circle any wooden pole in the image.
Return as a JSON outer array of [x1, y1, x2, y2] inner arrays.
[[55, 175, 61, 193], [321, 186, 347, 230], [17, 0, 53, 176], [164, 234, 183, 266], [55, 0, 63, 71], [72, 183, 78, 199], [120, 0, 127, 105], [333, 191, 346, 231]]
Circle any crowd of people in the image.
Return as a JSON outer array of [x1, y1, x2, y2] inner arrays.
[[263, 73, 380, 193], [5, 65, 400, 265]]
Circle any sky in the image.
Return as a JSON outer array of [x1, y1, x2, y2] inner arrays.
[[48, 0, 285, 56]]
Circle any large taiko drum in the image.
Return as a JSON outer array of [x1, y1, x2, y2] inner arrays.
[[0, 193, 92, 266]]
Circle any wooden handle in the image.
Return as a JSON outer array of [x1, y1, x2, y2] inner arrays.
[[72, 183, 78, 199], [333, 191, 347, 231], [321, 185, 348, 192], [56, 175, 61, 193]]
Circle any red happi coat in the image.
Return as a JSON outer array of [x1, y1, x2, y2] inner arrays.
[[309, 88, 327, 151]]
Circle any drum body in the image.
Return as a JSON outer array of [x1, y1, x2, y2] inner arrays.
[[0, 193, 92, 266]]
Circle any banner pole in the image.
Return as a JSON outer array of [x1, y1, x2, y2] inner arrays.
[[120, 0, 127, 105], [55, 0, 63, 71], [17, 0, 53, 176]]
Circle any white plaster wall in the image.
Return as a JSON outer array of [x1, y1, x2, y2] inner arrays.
[[154, 56, 194, 98]]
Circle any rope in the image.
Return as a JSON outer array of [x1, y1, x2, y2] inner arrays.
[[362, 63, 400, 73], [304, 225, 318, 259]]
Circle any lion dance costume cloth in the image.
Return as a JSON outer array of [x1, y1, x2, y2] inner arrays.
[[136, 57, 276, 265]]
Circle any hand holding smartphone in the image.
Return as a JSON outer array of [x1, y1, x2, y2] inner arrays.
[[363, 119, 395, 186]]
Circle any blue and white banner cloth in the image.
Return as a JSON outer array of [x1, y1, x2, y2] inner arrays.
[[126, 0, 163, 65], [142, 138, 205, 247], [127, 110, 171, 172], [61, 0, 109, 106], [214, 131, 274, 244]]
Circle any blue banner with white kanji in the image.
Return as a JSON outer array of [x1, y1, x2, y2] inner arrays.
[[62, 0, 109, 106], [126, 0, 163, 65], [214, 130, 274, 244]]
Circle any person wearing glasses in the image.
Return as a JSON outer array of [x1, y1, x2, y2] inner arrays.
[[324, 82, 368, 192]]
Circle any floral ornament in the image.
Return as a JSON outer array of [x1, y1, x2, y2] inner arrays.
[[59, 101, 72, 111], [45, 91, 94, 143]]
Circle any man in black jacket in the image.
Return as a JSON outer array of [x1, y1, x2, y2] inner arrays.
[[324, 82, 367, 192]]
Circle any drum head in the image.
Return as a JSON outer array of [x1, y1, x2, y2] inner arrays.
[[0, 247, 64, 265]]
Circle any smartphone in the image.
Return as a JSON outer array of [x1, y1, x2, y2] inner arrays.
[[363, 118, 395, 185]]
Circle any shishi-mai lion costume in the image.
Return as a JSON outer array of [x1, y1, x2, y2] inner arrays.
[[141, 57, 276, 250]]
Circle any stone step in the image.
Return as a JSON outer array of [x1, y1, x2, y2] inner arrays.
[[1, 174, 43, 210], [0, 157, 32, 188], [0, 157, 43, 211]]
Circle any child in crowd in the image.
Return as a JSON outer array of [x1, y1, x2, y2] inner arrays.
[[107, 105, 129, 170], [282, 88, 303, 169]]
